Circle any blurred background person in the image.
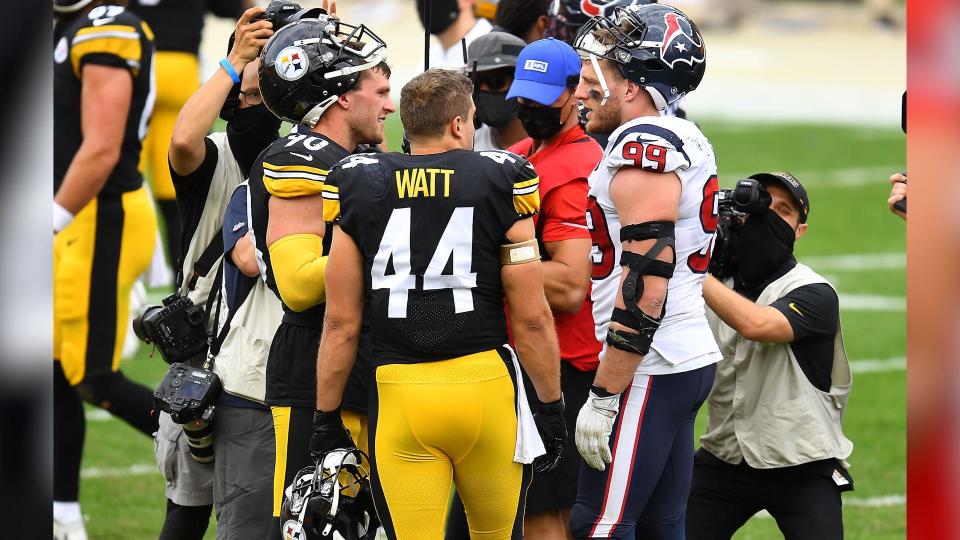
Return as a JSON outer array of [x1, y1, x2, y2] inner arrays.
[[53, 1, 159, 538], [417, 0, 493, 68], [129, 0, 253, 275], [494, 0, 550, 42], [468, 31, 528, 151], [688, 173, 854, 540]]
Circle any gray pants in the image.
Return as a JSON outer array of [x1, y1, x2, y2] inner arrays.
[[155, 412, 214, 506], [212, 405, 276, 540]]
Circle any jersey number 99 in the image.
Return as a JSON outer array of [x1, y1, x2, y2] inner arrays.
[[372, 207, 478, 318]]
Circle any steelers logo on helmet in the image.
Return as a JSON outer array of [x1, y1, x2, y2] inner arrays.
[[276, 46, 310, 81], [282, 519, 304, 540], [55, 37, 69, 64]]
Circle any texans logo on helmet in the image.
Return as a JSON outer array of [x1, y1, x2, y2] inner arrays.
[[580, 0, 602, 17], [659, 12, 704, 69]]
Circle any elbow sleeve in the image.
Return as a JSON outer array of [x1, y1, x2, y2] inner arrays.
[[268, 233, 328, 312]]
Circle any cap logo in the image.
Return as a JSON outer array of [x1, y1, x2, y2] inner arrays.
[[772, 171, 800, 188], [276, 46, 309, 81], [524, 59, 549, 73]]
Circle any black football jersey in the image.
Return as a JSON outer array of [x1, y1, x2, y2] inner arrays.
[[54, 4, 155, 196], [324, 148, 541, 365], [248, 131, 351, 318]]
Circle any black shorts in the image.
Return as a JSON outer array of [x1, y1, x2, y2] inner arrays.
[[265, 314, 371, 413], [524, 361, 596, 514]]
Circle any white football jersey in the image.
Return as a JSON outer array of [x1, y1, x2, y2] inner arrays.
[[587, 115, 722, 375]]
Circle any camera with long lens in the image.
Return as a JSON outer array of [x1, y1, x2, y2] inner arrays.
[[709, 179, 772, 279], [250, 0, 326, 28], [153, 362, 221, 424], [154, 362, 222, 463], [132, 293, 208, 365]]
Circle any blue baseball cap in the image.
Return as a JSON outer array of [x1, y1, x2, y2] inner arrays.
[[506, 38, 582, 106]]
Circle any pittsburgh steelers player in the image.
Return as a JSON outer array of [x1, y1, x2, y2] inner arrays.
[[53, 1, 157, 537], [310, 68, 566, 540], [248, 16, 394, 536]]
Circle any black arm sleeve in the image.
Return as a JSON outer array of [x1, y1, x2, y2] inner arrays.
[[770, 283, 839, 341]]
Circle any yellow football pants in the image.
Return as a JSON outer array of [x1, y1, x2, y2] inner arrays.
[[370, 349, 530, 540], [271, 406, 369, 517], [53, 187, 157, 384], [139, 51, 200, 200]]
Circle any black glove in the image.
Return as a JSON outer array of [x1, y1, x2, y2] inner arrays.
[[309, 409, 356, 460], [532, 396, 566, 474]]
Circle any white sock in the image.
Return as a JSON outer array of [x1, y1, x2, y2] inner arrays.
[[53, 501, 83, 523]]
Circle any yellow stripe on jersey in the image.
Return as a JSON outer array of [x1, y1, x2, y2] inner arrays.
[[70, 27, 142, 77], [263, 177, 325, 198], [75, 24, 139, 36], [140, 21, 155, 42], [322, 198, 341, 223], [513, 191, 540, 216], [263, 162, 329, 176], [262, 161, 329, 198], [513, 177, 540, 191]]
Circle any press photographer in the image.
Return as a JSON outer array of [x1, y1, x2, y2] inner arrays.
[[687, 172, 855, 539], [137, 6, 283, 538]]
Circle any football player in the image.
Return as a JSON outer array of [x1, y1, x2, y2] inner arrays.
[[570, 5, 721, 538], [247, 16, 394, 536], [310, 68, 565, 540], [53, 1, 158, 538]]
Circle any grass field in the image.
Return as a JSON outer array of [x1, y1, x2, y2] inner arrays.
[[79, 117, 906, 539]]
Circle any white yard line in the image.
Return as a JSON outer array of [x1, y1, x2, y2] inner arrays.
[[81, 464, 158, 479], [850, 357, 906, 374], [839, 294, 905, 312], [754, 494, 905, 519], [804, 252, 906, 272]]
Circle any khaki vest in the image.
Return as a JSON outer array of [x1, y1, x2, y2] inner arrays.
[[700, 263, 853, 468]]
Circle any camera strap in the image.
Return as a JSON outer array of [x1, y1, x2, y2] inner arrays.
[[202, 261, 236, 371]]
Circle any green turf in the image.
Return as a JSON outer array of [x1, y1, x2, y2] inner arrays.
[[79, 117, 905, 539]]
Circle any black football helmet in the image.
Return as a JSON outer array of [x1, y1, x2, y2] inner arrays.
[[546, 0, 655, 44], [259, 16, 387, 127], [573, 4, 705, 110], [280, 449, 378, 540], [53, 0, 94, 13]]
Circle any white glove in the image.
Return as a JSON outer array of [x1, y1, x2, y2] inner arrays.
[[575, 387, 621, 471]]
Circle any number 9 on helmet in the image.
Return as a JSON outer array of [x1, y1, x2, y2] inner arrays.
[[281, 449, 379, 540]]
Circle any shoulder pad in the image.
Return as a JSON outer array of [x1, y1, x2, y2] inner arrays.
[[607, 124, 691, 174]]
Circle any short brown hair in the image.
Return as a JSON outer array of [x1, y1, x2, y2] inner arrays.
[[358, 60, 392, 82], [399, 69, 474, 139]]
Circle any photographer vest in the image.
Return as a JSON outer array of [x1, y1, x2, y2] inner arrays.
[[213, 182, 282, 403], [700, 263, 853, 468], [179, 131, 240, 310]]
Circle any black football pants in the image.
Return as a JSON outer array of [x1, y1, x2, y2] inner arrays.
[[686, 449, 844, 540]]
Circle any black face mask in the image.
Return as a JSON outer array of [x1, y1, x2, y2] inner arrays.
[[226, 104, 281, 177], [475, 92, 518, 128], [734, 212, 796, 293], [417, 0, 459, 35], [517, 102, 569, 141]]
